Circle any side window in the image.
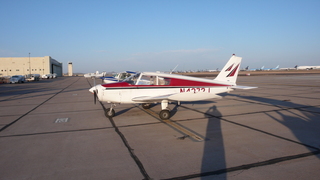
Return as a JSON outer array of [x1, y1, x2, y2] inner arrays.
[[136, 75, 171, 85], [158, 77, 171, 85], [138, 75, 155, 85], [124, 73, 140, 85], [120, 73, 131, 80]]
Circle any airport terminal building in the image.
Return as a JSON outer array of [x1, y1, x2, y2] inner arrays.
[[0, 56, 62, 77]]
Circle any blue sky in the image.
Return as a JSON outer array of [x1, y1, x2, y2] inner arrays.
[[1, 0, 319, 73]]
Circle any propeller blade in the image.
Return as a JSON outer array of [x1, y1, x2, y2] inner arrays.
[[94, 90, 97, 104]]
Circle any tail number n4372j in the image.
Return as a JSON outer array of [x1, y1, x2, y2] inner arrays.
[[180, 88, 211, 93]]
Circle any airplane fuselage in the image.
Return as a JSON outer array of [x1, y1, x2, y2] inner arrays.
[[94, 83, 232, 103]]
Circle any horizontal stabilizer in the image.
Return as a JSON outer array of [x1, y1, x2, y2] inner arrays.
[[232, 85, 257, 89]]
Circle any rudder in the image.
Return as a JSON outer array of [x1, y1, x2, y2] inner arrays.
[[214, 54, 242, 84]]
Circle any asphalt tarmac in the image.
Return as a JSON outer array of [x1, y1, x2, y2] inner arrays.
[[1, 75, 320, 180]]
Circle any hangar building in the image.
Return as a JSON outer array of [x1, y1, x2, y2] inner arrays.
[[0, 56, 63, 77]]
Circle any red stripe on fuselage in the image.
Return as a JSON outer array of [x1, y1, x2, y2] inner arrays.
[[101, 78, 229, 88], [169, 78, 228, 86]]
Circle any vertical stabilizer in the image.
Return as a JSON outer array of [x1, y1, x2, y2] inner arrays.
[[214, 55, 242, 84]]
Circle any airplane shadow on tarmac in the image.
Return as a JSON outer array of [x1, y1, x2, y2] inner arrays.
[[201, 105, 226, 179], [197, 94, 320, 179], [228, 94, 320, 154]]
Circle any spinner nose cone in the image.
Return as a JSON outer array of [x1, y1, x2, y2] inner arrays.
[[89, 87, 95, 93]]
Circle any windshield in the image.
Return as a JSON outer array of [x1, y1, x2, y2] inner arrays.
[[123, 73, 140, 85]]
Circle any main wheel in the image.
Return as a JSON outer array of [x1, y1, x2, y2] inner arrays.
[[142, 103, 151, 109], [105, 108, 115, 117], [159, 110, 170, 120]]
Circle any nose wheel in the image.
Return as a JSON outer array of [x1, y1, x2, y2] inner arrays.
[[105, 108, 115, 117], [104, 104, 116, 118]]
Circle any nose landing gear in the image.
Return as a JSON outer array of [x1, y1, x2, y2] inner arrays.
[[105, 104, 116, 118]]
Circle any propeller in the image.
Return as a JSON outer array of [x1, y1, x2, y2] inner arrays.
[[93, 89, 97, 104], [92, 76, 98, 104]]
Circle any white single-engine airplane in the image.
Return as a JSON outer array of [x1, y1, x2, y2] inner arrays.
[[89, 54, 256, 120]]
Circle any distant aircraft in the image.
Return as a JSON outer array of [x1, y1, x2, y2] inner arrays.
[[101, 71, 137, 84], [279, 65, 298, 70], [296, 65, 320, 70], [240, 66, 249, 71], [264, 65, 280, 71], [89, 55, 257, 120], [208, 68, 219, 72], [84, 71, 106, 78], [249, 66, 264, 71]]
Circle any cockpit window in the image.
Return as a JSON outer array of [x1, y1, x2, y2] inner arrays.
[[119, 72, 131, 80], [159, 77, 171, 85], [138, 75, 156, 85], [123, 73, 140, 85], [123, 73, 171, 86]]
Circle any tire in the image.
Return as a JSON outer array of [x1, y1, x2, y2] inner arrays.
[[142, 103, 151, 109], [159, 110, 170, 120], [105, 108, 115, 117]]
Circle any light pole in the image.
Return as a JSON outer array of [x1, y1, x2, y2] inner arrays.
[[29, 53, 31, 77]]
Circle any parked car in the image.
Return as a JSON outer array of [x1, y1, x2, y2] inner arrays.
[[9, 75, 26, 84], [26, 74, 40, 81], [42, 74, 53, 79]]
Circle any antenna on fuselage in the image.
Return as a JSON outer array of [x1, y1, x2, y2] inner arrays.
[[170, 64, 179, 74]]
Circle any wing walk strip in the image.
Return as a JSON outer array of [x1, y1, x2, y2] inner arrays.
[[141, 107, 204, 142]]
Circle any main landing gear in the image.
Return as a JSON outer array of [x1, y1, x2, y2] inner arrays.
[[104, 101, 171, 120], [142, 103, 151, 109], [159, 100, 170, 120], [142, 101, 171, 120]]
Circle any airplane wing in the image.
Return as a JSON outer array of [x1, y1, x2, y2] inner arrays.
[[132, 93, 223, 102], [132, 94, 175, 102]]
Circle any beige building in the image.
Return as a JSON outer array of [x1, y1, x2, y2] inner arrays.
[[0, 56, 62, 77]]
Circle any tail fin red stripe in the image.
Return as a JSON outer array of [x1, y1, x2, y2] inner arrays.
[[225, 64, 234, 71], [227, 64, 240, 77]]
